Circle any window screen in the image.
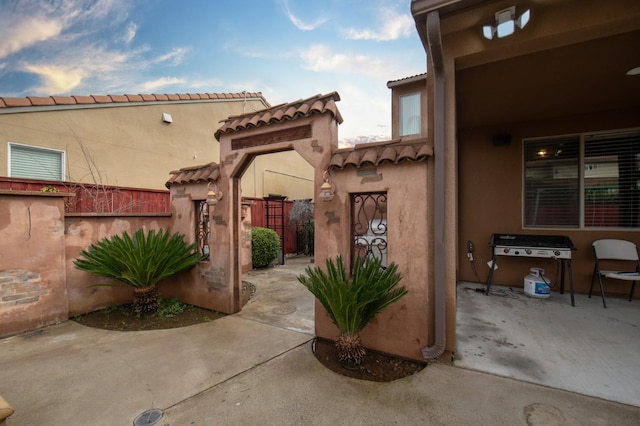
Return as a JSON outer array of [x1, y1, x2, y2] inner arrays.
[[400, 93, 420, 136], [9, 143, 64, 181]]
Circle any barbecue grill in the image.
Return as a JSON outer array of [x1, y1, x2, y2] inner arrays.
[[485, 233, 576, 306]]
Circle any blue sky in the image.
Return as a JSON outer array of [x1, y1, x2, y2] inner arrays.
[[0, 0, 426, 144]]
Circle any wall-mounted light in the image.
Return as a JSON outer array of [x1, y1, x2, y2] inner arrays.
[[206, 182, 223, 207], [162, 112, 173, 123], [319, 170, 335, 202], [483, 6, 530, 40]]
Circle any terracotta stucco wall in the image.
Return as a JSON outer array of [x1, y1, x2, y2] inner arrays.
[[313, 161, 431, 362], [65, 215, 173, 317], [0, 192, 69, 336]]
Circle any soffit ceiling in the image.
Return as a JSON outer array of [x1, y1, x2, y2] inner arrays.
[[455, 27, 640, 129]]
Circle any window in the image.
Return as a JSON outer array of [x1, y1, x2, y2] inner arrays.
[[196, 200, 210, 259], [9, 143, 65, 181], [400, 92, 420, 136], [351, 192, 387, 270], [524, 130, 640, 228]]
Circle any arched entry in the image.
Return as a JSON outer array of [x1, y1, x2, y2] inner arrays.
[[210, 92, 343, 313]]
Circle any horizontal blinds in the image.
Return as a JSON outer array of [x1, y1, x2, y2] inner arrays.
[[10, 144, 63, 181], [400, 93, 420, 136], [584, 131, 640, 227]]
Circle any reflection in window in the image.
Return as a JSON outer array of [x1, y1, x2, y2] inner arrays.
[[524, 137, 579, 227]]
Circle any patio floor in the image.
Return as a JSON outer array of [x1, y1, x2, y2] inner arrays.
[[455, 282, 640, 407]]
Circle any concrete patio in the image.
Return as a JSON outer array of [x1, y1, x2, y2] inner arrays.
[[0, 256, 639, 425]]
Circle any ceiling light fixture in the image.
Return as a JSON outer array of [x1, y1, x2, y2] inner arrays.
[[483, 6, 530, 40], [626, 66, 640, 76]]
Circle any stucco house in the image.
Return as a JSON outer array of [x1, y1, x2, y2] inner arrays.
[[410, 0, 640, 357], [0, 92, 314, 199]]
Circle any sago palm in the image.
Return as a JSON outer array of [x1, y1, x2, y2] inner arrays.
[[298, 256, 407, 367], [74, 228, 204, 315]]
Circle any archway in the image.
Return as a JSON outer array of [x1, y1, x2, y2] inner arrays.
[[210, 93, 342, 314]]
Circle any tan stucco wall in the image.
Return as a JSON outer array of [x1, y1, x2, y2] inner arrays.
[[240, 151, 314, 199], [0, 99, 266, 190], [0, 192, 69, 336], [313, 161, 431, 362]]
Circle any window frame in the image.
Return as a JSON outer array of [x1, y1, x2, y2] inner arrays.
[[8, 142, 66, 181], [522, 128, 640, 230]]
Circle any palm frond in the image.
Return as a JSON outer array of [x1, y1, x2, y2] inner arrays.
[[74, 228, 205, 289], [298, 256, 407, 336]]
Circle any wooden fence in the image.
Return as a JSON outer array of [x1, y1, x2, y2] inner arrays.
[[0, 177, 170, 214]]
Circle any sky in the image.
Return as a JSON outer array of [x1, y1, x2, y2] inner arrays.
[[0, 0, 426, 145]]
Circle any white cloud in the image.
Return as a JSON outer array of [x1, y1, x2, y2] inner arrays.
[[121, 22, 137, 45], [343, 8, 413, 41], [282, 0, 327, 31], [152, 48, 188, 66], [299, 44, 393, 80], [22, 64, 86, 94], [140, 77, 187, 92], [0, 17, 64, 58]]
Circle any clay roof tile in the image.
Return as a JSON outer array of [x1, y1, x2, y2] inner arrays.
[[329, 153, 346, 169], [344, 150, 361, 168], [378, 146, 398, 164], [398, 145, 418, 162], [27, 96, 56, 106], [51, 96, 76, 105], [3, 97, 33, 107], [109, 95, 128, 103], [360, 149, 379, 166], [92, 95, 111, 103], [125, 94, 143, 102]]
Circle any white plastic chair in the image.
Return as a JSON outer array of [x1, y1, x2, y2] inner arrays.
[[590, 239, 640, 308]]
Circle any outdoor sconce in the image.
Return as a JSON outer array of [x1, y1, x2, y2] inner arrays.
[[319, 170, 335, 202], [483, 6, 530, 40], [206, 182, 223, 207]]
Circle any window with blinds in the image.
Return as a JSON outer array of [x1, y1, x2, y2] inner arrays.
[[399, 92, 420, 136], [523, 130, 640, 228], [9, 143, 65, 181]]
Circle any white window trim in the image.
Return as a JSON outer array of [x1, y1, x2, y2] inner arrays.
[[8, 142, 66, 181]]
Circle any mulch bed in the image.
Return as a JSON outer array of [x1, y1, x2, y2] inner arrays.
[[312, 337, 427, 382]]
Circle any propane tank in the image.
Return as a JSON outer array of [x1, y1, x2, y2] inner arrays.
[[524, 267, 551, 298]]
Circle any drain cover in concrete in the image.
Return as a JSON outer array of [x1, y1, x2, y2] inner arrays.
[[272, 305, 297, 315], [133, 409, 163, 426]]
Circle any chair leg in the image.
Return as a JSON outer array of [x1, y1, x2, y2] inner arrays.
[[597, 274, 607, 308], [629, 281, 636, 302], [589, 268, 596, 299]]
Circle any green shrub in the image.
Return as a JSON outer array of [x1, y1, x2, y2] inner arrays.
[[74, 228, 204, 315], [251, 227, 280, 268]]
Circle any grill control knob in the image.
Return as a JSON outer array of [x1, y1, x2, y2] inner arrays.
[[526, 249, 532, 255], [554, 250, 560, 256], [514, 250, 520, 255], [503, 248, 509, 254]]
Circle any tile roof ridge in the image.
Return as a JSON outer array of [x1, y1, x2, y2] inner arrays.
[[0, 92, 269, 110]]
